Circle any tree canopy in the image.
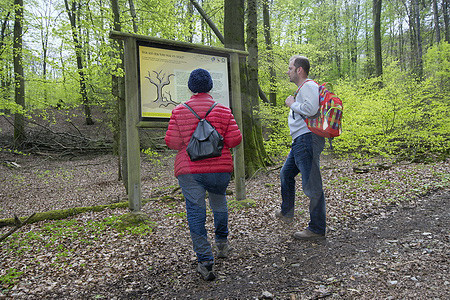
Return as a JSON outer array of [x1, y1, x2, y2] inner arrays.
[[0, 0, 448, 162]]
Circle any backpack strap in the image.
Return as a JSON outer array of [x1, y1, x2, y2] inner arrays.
[[293, 79, 314, 97], [292, 79, 313, 120], [183, 102, 218, 120]]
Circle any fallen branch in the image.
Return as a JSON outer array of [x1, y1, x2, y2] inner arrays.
[[0, 197, 162, 228], [0, 213, 36, 242]]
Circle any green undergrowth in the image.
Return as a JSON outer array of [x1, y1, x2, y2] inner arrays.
[[104, 212, 156, 235], [228, 199, 256, 211], [260, 45, 449, 162]]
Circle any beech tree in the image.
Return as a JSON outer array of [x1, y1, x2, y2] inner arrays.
[[262, 0, 276, 105], [13, 0, 25, 147], [64, 0, 94, 125], [373, 0, 382, 77]]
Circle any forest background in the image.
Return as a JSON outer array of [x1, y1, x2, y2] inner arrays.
[[0, 0, 449, 177], [0, 0, 449, 298]]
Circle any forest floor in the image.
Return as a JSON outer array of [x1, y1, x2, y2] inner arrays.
[[0, 108, 449, 299]]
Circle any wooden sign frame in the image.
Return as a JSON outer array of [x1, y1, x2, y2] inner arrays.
[[110, 31, 247, 211]]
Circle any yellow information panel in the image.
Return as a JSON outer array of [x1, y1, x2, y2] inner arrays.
[[138, 43, 230, 120]]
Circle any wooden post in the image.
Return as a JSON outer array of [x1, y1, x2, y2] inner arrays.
[[124, 37, 141, 212], [230, 52, 246, 200]]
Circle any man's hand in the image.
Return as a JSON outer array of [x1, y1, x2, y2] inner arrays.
[[285, 95, 295, 107]]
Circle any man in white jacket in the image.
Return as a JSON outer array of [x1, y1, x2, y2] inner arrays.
[[275, 55, 326, 240]]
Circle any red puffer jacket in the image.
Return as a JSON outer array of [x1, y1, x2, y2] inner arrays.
[[165, 93, 242, 177]]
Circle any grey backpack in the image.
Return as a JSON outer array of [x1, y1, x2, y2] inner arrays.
[[183, 102, 224, 161]]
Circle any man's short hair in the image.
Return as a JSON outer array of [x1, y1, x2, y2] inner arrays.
[[290, 55, 310, 76]]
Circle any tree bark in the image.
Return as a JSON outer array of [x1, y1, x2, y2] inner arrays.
[[13, 0, 25, 148], [443, 0, 449, 42], [128, 0, 138, 34], [262, 0, 276, 106], [245, 0, 269, 176], [111, 0, 128, 192], [224, 0, 245, 51], [413, 0, 423, 78], [373, 0, 383, 77], [64, 0, 94, 125], [187, 0, 194, 43], [432, 0, 441, 43]]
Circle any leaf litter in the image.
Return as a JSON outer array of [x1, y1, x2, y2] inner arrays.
[[0, 150, 449, 299]]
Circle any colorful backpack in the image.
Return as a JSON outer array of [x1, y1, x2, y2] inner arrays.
[[296, 81, 343, 138]]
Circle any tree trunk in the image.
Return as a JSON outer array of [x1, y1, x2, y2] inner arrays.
[[13, 0, 25, 148], [373, 0, 383, 77], [443, 0, 449, 42], [399, 21, 405, 71], [187, 0, 194, 43], [245, 0, 269, 176], [406, 0, 418, 72], [38, 2, 51, 102], [334, 0, 342, 77], [413, 0, 423, 78], [0, 12, 11, 99], [262, 0, 276, 106], [432, 0, 441, 43], [111, 0, 128, 192], [224, 0, 245, 51], [128, 0, 138, 33], [64, 0, 94, 125]]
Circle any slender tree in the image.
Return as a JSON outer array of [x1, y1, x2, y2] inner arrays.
[[13, 0, 25, 147], [443, 0, 449, 42], [64, 0, 94, 125], [373, 0, 383, 77], [128, 0, 138, 34], [432, 0, 441, 43], [0, 10, 11, 95], [110, 0, 128, 191], [413, 0, 423, 78], [245, 0, 269, 175], [187, 0, 194, 43], [262, 0, 276, 105]]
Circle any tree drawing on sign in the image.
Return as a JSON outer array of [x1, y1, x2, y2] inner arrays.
[[145, 70, 179, 107]]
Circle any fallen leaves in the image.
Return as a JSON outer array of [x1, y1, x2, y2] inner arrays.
[[0, 151, 449, 299]]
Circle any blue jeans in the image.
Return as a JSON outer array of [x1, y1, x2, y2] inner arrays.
[[178, 172, 231, 263], [280, 133, 326, 234]]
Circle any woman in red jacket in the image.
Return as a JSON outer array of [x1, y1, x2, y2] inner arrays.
[[165, 68, 242, 281]]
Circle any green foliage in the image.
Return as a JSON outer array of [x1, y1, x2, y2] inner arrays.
[[228, 199, 256, 211], [259, 102, 291, 161], [0, 268, 23, 290], [104, 213, 156, 236], [424, 41, 450, 87], [260, 51, 449, 162], [142, 148, 162, 166], [332, 60, 449, 161]]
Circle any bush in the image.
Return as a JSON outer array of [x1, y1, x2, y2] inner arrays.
[[333, 61, 449, 161], [260, 50, 449, 162]]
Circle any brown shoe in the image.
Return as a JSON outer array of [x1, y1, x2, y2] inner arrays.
[[292, 228, 325, 240], [275, 210, 294, 224]]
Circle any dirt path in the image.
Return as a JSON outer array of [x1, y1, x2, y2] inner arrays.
[[81, 189, 449, 299]]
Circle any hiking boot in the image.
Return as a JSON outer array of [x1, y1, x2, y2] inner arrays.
[[197, 261, 216, 281], [292, 228, 326, 241], [215, 241, 231, 259], [275, 209, 294, 224]]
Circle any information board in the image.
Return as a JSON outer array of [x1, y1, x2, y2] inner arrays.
[[138, 42, 230, 121]]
